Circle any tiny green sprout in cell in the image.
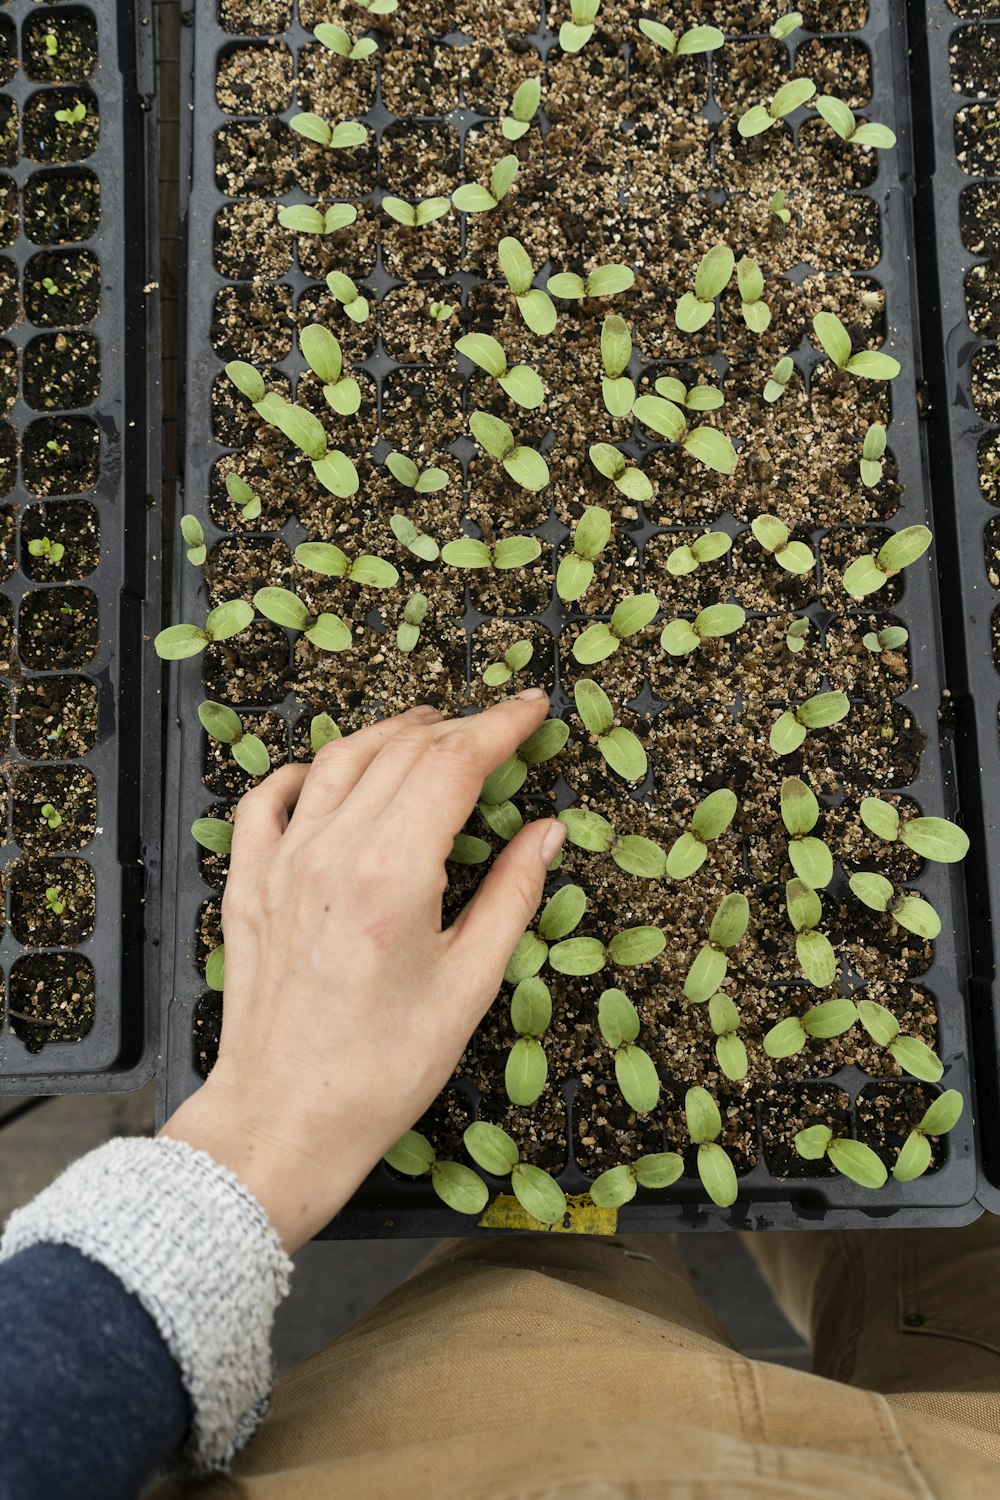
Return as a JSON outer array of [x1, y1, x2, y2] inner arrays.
[[505, 977, 551, 1105], [477, 719, 569, 840], [428, 300, 453, 321], [253, 391, 359, 498], [455, 333, 544, 411], [313, 23, 379, 60], [781, 776, 834, 888], [794, 1125, 887, 1189], [310, 713, 341, 753], [812, 312, 900, 380], [504, 884, 588, 983], [180, 515, 206, 566], [860, 796, 970, 864], [660, 603, 745, 657], [548, 923, 665, 980], [325, 270, 370, 324], [198, 700, 271, 777], [559, 0, 601, 54], [300, 324, 360, 416], [684, 893, 750, 1002], [27, 536, 65, 563], [654, 374, 725, 412], [557, 506, 613, 602], [588, 443, 652, 502], [225, 473, 262, 522], [385, 450, 450, 495], [154, 599, 254, 660], [40, 802, 62, 831], [277, 202, 358, 236], [738, 77, 816, 137], [452, 154, 519, 214], [770, 691, 850, 756], [294, 540, 399, 590], [674, 243, 733, 332], [41, 276, 61, 296], [686, 1087, 738, 1208], [638, 18, 724, 54], [737, 256, 771, 332], [893, 1090, 963, 1182], [441, 531, 542, 572], [573, 592, 659, 665], [253, 586, 352, 653], [786, 618, 810, 654], [574, 678, 647, 782], [558, 807, 667, 879], [785, 878, 837, 988], [769, 189, 792, 224], [666, 530, 731, 577], [857, 998, 943, 1084], [860, 422, 887, 487], [863, 625, 909, 655], [380, 195, 451, 229], [547, 261, 635, 302], [44, 885, 65, 916], [390, 513, 439, 563], [599, 988, 661, 1114], [502, 77, 541, 140], [600, 316, 635, 417], [842, 525, 932, 599], [769, 11, 803, 39], [289, 113, 369, 151], [498, 237, 557, 336], [763, 355, 794, 403], [47, 723, 64, 742], [634, 391, 738, 475], [709, 993, 748, 1082], [815, 95, 897, 151], [396, 592, 428, 654], [483, 638, 533, 687], [384, 1129, 489, 1216], [764, 998, 857, 1059], [463, 1121, 567, 1225], [54, 102, 87, 126], [751, 514, 815, 573], [849, 871, 942, 941], [468, 410, 550, 492], [45, 439, 62, 455], [589, 1152, 683, 1209], [44, 31, 58, 56], [191, 816, 234, 855], [665, 788, 737, 880]]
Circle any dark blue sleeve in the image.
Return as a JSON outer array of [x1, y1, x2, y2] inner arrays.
[[0, 1242, 191, 1500]]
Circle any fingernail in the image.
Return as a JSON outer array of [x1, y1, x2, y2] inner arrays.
[[540, 821, 567, 864], [516, 687, 547, 702]]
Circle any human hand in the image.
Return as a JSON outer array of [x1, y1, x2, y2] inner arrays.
[[161, 692, 565, 1252]]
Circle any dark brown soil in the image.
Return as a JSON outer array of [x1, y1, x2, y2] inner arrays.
[[9, 952, 95, 1052], [23, 167, 101, 244]]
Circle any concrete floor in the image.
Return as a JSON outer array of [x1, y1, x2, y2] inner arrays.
[[0, 1088, 809, 1375]]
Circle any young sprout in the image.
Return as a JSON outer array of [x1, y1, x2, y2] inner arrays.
[[842, 526, 932, 599], [310, 712, 340, 752], [547, 261, 635, 302], [198, 700, 271, 777], [849, 872, 942, 940], [634, 392, 737, 475], [598, 988, 661, 1114], [665, 789, 737, 879], [638, 19, 724, 54], [380, 195, 451, 228], [815, 96, 896, 150], [863, 625, 908, 655], [505, 977, 551, 1105], [572, 592, 659, 665], [685, 1087, 738, 1208], [588, 443, 652, 501], [289, 113, 369, 150], [483, 639, 533, 687], [684, 893, 750, 1002], [448, 833, 491, 866], [574, 678, 647, 782], [40, 802, 62, 830], [313, 23, 379, 60], [456, 333, 544, 410], [180, 515, 206, 566], [737, 256, 771, 331], [588, 1151, 683, 1208], [45, 31, 58, 56], [441, 532, 542, 571], [390, 514, 439, 563], [557, 506, 613, 602], [278, 203, 359, 235], [253, 391, 359, 497], [793, 1125, 887, 1189], [477, 720, 569, 840], [468, 411, 550, 492], [45, 439, 63, 454], [660, 603, 745, 656], [763, 354, 794, 402], [397, 592, 428, 653], [892, 1090, 963, 1182], [770, 188, 792, 223], [253, 586, 352, 652], [384, 1129, 489, 1216], [45, 885, 65, 915], [786, 618, 810, 654], [41, 276, 61, 296], [352, 0, 397, 12], [225, 358, 268, 407], [559, 0, 601, 54], [674, 243, 733, 332], [769, 11, 802, 39], [653, 374, 724, 411], [502, 77, 541, 141], [498, 237, 557, 336], [27, 536, 65, 563], [54, 102, 87, 126], [191, 816, 233, 854], [666, 530, 731, 576], [738, 78, 816, 137], [859, 797, 970, 863], [812, 312, 900, 380], [154, 600, 254, 659], [505, 885, 588, 982], [860, 422, 887, 487], [708, 992, 748, 1081], [764, 998, 857, 1058], [750, 515, 815, 573], [463, 1121, 567, 1225], [452, 155, 519, 214], [600, 316, 635, 417], [208, 940, 225, 988], [558, 807, 666, 878], [785, 878, 837, 987], [295, 540, 399, 590], [225, 473, 262, 521], [857, 999, 943, 1083], [428, 300, 452, 320], [781, 776, 833, 887], [544, 924, 664, 979], [385, 450, 450, 494], [300, 324, 360, 415], [770, 692, 850, 756], [325, 269, 370, 324]]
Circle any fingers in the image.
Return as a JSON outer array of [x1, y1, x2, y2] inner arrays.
[[224, 762, 310, 913], [288, 704, 441, 828]]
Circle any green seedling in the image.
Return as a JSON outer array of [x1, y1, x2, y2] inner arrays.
[[225, 473, 262, 522], [893, 1090, 963, 1182], [849, 872, 942, 940], [428, 301, 453, 320], [860, 422, 887, 487], [505, 977, 551, 1105], [468, 411, 550, 491], [769, 11, 802, 39], [154, 600, 254, 660], [794, 1124, 887, 1189], [180, 515, 206, 566], [559, 0, 601, 54], [505, 884, 587, 982], [294, 540, 399, 590], [452, 154, 519, 214], [860, 797, 969, 864], [477, 720, 569, 839], [225, 359, 268, 406], [638, 19, 724, 54], [598, 988, 660, 1114], [763, 354, 794, 402], [380, 194, 451, 228], [600, 315, 636, 417], [41, 276, 61, 296], [634, 392, 737, 474], [557, 506, 613, 602], [857, 998, 943, 1083], [738, 77, 816, 137], [685, 1087, 738, 1208], [785, 878, 837, 987], [397, 592, 428, 653], [558, 807, 666, 878], [863, 626, 909, 654], [547, 261, 635, 302], [665, 530, 731, 576], [502, 77, 541, 140], [277, 203, 358, 235], [44, 885, 65, 915], [498, 237, 557, 336], [770, 692, 850, 755], [522, 923, 664, 980], [253, 391, 359, 496], [39, 802, 62, 830], [769, 188, 792, 223], [198, 700, 271, 777], [572, 592, 659, 665], [588, 443, 652, 501], [750, 514, 815, 573], [456, 333, 545, 410], [45, 439, 62, 454], [27, 536, 65, 563], [674, 243, 733, 332], [390, 514, 439, 563], [310, 713, 341, 752], [737, 256, 771, 332], [842, 526, 932, 599], [59, 604, 74, 616], [47, 723, 64, 742], [253, 586, 352, 653], [781, 776, 833, 888], [812, 312, 900, 380], [653, 374, 724, 411], [385, 450, 450, 494], [448, 831, 492, 867], [665, 788, 737, 879], [385, 1129, 489, 1216], [574, 678, 647, 782], [205, 944, 225, 992], [786, 618, 810, 654], [44, 31, 58, 56], [191, 817, 234, 855], [463, 1121, 567, 1225], [764, 998, 857, 1058], [709, 993, 748, 1081], [684, 893, 750, 1002], [483, 638, 533, 687], [815, 95, 896, 150], [54, 102, 87, 126], [300, 324, 361, 416], [313, 23, 379, 60], [326, 269, 370, 324], [660, 603, 745, 656], [441, 532, 542, 571], [289, 113, 369, 150], [588, 1151, 683, 1208], [352, 0, 397, 12]]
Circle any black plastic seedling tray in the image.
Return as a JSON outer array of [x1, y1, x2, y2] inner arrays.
[[0, 0, 160, 1093], [161, 1, 982, 1233]]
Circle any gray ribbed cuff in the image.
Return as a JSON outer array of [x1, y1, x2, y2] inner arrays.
[[0, 1135, 293, 1475]]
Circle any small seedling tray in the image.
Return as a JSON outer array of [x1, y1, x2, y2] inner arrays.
[[0, 0, 160, 1093], [161, 1, 981, 1233]]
